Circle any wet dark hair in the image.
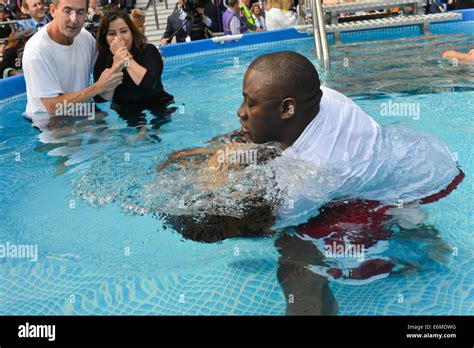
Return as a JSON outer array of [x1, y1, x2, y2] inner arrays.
[[164, 201, 276, 243], [96, 10, 147, 66], [248, 51, 322, 102]]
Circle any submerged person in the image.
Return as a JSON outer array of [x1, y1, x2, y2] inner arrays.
[[94, 10, 175, 132], [157, 130, 287, 242]]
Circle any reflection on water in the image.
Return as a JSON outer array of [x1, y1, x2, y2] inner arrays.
[[31, 103, 177, 176], [320, 33, 474, 98]]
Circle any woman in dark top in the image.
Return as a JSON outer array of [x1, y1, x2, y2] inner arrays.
[[94, 10, 175, 130]]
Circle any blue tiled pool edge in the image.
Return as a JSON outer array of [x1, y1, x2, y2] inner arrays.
[[0, 9, 473, 101]]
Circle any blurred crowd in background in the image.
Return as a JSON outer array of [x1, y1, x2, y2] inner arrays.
[[1, 0, 473, 79]]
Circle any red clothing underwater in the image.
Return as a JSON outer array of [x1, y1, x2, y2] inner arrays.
[[295, 170, 465, 282]]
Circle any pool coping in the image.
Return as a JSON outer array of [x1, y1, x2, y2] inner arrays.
[[0, 9, 473, 101]]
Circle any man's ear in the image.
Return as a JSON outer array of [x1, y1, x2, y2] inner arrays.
[[280, 97, 296, 120], [49, 3, 56, 18]]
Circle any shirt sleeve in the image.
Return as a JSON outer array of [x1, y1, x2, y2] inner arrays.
[[23, 58, 64, 98], [229, 17, 241, 35], [275, 10, 296, 28], [162, 15, 174, 40], [203, 15, 212, 28], [138, 44, 164, 90]]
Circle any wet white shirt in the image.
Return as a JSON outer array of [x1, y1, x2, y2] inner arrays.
[[282, 86, 459, 205], [283, 86, 381, 186], [23, 24, 96, 116]]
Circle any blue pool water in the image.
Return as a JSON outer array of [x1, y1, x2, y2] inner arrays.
[[0, 21, 473, 315]]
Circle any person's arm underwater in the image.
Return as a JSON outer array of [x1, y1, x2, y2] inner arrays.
[[41, 61, 125, 114], [157, 130, 253, 172], [442, 49, 474, 61], [157, 147, 214, 172]]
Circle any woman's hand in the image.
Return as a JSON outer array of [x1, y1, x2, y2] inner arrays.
[[114, 46, 132, 62], [110, 36, 126, 56]]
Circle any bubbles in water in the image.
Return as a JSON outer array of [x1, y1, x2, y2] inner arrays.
[[73, 139, 340, 233]]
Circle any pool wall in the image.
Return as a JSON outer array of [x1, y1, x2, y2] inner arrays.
[[0, 9, 473, 101]]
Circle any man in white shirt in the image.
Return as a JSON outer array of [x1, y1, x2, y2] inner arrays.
[[265, 0, 297, 30], [23, 0, 124, 117], [237, 51, 460, 207]]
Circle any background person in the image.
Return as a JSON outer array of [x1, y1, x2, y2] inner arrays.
[[204, 0, 226, 33], [222, 0, 246, 35], [130, 7, 144, 34], [160, 0, 213, 45], [18, 0, 50, 29], [86, 0, 103, 23], [84, 0, 103, 36], [0, 4, 13, 40], [0, 29, 35, 78], [251, 2, 264, 30], [265, 0, 296, 30], [1, 32, 21, 78], [3, 0, 23, 19], [239, 0, 255, 31]]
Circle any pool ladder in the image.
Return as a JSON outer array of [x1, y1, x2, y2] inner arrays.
[[300, 0, 463, 73], [309, 0, 331, 72]]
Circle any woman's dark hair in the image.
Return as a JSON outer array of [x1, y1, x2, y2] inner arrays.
[[96, 10, 147, 67]]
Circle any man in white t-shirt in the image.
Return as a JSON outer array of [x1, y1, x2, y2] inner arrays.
[[237, 51, 460, 205], [23, 0, 124, 117], [265, 0, 297, 31]]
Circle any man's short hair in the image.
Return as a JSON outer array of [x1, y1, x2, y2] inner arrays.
[[226, 0, 238, 7], [248, 51, 322, 101], [52, 0, 90, 9]]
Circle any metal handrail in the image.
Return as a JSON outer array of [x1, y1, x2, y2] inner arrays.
[[309, 0, 330, 72], [315, 0, 330, 71], [311, 1, 323, 60], [0, 20, 22, 25], [151, 0, 160, 30]]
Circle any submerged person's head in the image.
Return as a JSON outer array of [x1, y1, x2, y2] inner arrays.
[[238, 51, 323, 146], [96, 10, 146, 55], [49, 0, 90, 44]]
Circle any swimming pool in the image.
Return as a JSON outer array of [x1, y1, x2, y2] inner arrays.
[[0, 20, 473, 315]]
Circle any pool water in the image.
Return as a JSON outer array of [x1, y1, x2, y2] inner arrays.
[[0, 21, 473, 315]]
